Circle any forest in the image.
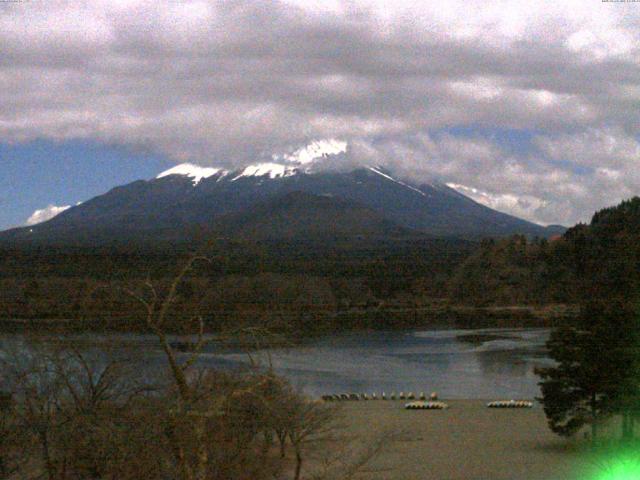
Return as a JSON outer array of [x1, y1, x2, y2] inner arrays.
[[1, 197, 639, 334]]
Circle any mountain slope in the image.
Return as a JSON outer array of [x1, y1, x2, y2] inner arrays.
[[210, 191, 413, 240], [0, 163, 563, 245]]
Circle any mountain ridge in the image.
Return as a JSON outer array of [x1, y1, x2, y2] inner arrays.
[[0, 163, 565, 245]]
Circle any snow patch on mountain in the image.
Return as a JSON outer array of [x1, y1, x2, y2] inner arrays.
[[157, 163, 225, 185], [367, 167, 427, 197], [157, 139, 348, 185], [231, 162, 298, 181]]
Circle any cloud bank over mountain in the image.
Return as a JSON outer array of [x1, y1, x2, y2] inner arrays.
[[1, 0, 639, 225]]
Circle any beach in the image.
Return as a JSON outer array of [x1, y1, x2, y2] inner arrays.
[[328, 400, 597, 480]]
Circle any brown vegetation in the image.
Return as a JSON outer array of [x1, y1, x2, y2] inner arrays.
[[0, 255, 394, 480]]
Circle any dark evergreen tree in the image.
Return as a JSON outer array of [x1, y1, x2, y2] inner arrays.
[[537, 301, 640, 441], [537, 198, 640, 442], [606, 302, 640, 441], [536, 323, 608, 440]]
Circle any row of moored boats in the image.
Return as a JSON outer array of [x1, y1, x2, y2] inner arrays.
[[486, 400, 533, 408], [321, 392, 438, 401], [321, 393, 534, 409]]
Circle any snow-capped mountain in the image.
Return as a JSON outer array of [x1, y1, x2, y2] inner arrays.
[[155, 139, 349, 185], [0, 145, 564, 245], [156, 163, 226, 185]]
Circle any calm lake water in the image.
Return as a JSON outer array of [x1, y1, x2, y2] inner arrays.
[[1, 328, 552, 399], [199, 328, 552, 399]]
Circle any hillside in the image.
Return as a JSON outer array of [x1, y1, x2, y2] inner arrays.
[[447, 197, 640, 306]]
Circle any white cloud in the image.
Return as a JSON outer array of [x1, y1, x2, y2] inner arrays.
[[281, 139, 348, 165], [447, 183, 548, 224], [1, 1, 637, 158], [347, 130, 640, 226], [0, 1, 639, 225], [26, 204, 71, 226]]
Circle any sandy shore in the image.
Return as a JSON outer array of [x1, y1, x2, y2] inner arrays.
[[328, 400, 597, 480]]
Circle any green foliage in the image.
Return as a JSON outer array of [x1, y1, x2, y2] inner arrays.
[[536, 302, 640, 439], [535, 197, 640, 441], [536, 319, 610, 438], [576, 198, 640, 303]]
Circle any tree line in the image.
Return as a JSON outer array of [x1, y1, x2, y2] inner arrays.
[[0, 236, 476, 332]]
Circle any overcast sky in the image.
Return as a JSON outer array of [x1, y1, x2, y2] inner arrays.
[[1, 0, 639, 229]]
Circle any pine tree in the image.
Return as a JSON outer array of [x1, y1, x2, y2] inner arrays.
[[536, 301, 636, 441], [605, 302, 640, 441], [536, 325, 606, 440]]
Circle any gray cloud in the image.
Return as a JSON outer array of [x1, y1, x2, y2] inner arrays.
[[1, 0, 639, 225]]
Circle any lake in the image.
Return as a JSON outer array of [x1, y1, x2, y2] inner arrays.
[[1, 328, 552, 400], [197, 327, 552, 399]]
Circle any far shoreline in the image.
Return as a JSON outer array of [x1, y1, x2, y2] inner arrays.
[[0, 303, 577, 335]]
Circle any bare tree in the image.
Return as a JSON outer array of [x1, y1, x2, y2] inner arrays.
[[1, 252, 394, 480], [117, 253, 394, 480], [126, 255, 292, 480], [125, 255, 211, 402], [1, 340, 67, 480], [0, 389, 22, 479], [287, 399, 339, 480], [0, 330, 166, 479]]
